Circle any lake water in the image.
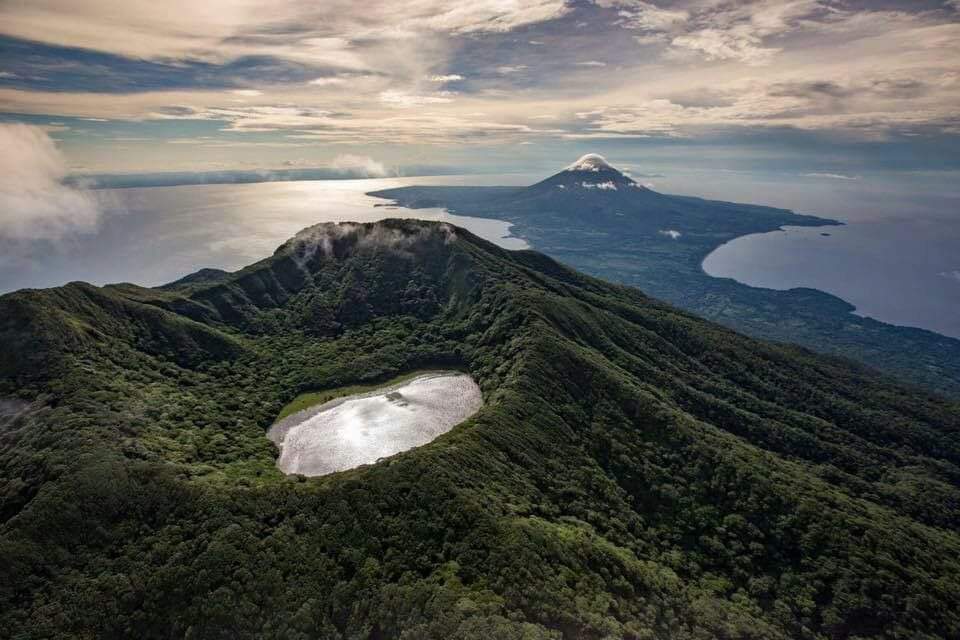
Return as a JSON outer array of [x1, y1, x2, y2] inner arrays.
[[0, 175, 529, 293], [268, 372, 482, 477]]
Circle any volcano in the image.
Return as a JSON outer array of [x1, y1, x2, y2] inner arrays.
[[526, 153, 643, 194], [370, 157, 960, 398], [1, 219, 959, 638]]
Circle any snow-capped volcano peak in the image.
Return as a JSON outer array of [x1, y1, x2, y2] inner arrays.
[[566, 153, 615, 172], [525, 152, 646, 194]]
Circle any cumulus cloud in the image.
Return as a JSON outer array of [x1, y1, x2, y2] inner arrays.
[[0, 123, 102, 242], [429, 74, 464, 82], [659, 229, 682, 239], [600, 0, 839, 65], [329, 154, 392, 177]]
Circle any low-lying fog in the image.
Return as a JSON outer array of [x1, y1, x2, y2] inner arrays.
[[268, 372, 482, 477]]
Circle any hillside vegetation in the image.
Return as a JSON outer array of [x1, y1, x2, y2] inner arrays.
[[1, 220, 959, 639], [373, 179, 960, 397]]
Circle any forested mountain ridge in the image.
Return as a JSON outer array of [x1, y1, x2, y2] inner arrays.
[[372, 160, 960, 397], [1, 219, 959, 639]]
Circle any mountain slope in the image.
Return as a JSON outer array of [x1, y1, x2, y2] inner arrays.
[[370, 157, 960, 397], [1, 220, 959, 639]]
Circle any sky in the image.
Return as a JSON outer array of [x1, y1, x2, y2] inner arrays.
[[0, 0, 958, 178]]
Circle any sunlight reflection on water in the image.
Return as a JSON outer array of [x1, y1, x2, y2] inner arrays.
[[1, 175, 530, 293], [268, 372, 483, 477]]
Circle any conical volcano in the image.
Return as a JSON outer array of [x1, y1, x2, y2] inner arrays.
[[527, 152, 644, 194]]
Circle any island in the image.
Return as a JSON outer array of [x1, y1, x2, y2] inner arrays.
[[371, 154, 960, 397]]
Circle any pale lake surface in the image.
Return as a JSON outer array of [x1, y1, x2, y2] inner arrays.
[[268, 372, 482, 477]]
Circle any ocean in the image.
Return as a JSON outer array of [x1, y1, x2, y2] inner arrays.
[[690, 170, 960, 339], [0, 175, 529, 294], [4, 169, 958, 339]]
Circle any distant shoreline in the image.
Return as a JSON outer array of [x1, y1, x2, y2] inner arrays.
[[67, 168, 468, 190]]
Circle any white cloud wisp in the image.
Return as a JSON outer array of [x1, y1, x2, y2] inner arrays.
[[0, 124, 103, 242]]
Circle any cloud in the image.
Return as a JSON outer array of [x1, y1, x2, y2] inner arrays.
[[307, 72, 367, 88], [307, 77, 347, 87], [669, 28, 779, 65], [573, 103, 687, 137], [569, 56, 960, 139], [0, 123, 102, 241], [659, 229, 681, 239], [94, 99, 563, 145], [378, 89, 455, 107], [329, 154, 391, 177], [600, 0, 834, 65], [0, 0, 957, 168], [803, 172, 859, 180], [581, 180, 618, 190], [286, 220, 456, 266], [597, 0, 689, 31], [0, 1, 569, 64]]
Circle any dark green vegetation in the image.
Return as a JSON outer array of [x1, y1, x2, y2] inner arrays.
[[2, 220, 960, 639], [372, 168, 960, 397]]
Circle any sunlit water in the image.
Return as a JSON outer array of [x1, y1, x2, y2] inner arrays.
[[3, 169, 958, 340], [0, 175, 529, 293], [268, 372, 482, 476], [691, 171, 960, 339]]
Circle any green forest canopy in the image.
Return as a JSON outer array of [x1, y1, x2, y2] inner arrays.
[[1, 220, 959, 639]]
